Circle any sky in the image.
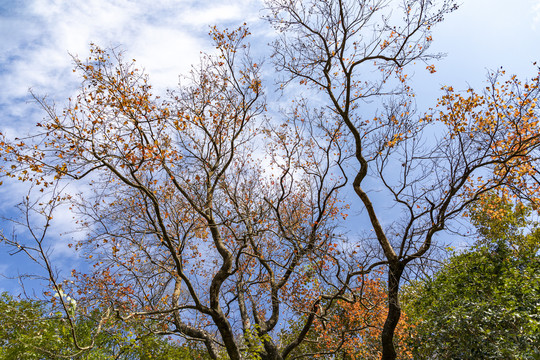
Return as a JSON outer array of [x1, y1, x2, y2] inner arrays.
[[1, 0, 540, 294]]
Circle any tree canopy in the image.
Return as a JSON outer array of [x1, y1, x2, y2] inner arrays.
[[1, 1, 540, 359], [404, 195, 540, 359], [0, 292, 206, 359]]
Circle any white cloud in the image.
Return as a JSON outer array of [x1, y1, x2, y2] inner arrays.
[[0, 0, 261, 129], [533, 0, 540, 29]]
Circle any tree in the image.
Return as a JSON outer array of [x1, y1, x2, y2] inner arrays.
[[403, 194, 540, 359], [0, 27, 352, 360], [2, 1, 540, 359], [265, 0, 540, 358], [0, 292, 205, 359], [279, 272, 413, 359]]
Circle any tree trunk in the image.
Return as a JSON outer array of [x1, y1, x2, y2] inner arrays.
[[213, 313, 242, 360], [261, 349, 283, 360], [381, 262, 404, 360]]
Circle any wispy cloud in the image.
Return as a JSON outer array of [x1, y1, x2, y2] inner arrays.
[[0, 0, 260, 131], [533, 0, 540, 29]]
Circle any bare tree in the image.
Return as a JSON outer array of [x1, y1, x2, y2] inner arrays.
[[0, 26, 357, 360], [2, 2, 540, 359], [265, 0, 540, 358]]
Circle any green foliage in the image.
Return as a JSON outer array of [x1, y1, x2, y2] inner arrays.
[[0, 292, 206, 359], [241, 325, 273, 360], [404, 196, 540, 359], [469, 193, 540, 256]]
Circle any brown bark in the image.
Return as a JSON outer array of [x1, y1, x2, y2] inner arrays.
[[381, 262, 404, 360]]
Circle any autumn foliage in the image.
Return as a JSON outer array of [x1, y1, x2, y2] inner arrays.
[[432, 71, 540, 202], [283, 272, 412, 359], [0, 26, 350, 360], [1, 1, 540, 359]]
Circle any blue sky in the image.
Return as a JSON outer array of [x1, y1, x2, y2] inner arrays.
[[1, 0, 540, 294]]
